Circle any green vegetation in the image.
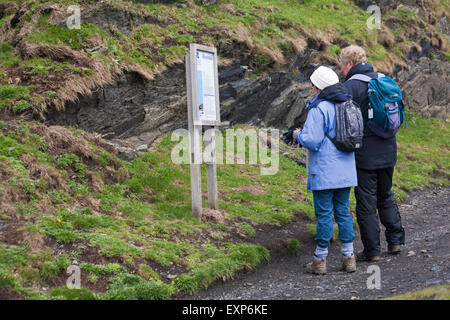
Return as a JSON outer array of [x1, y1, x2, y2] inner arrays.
[[101, 273, 174, 300], [1, 117, 447, 299], [0, 43, 21, 67], [0, 121, 277, 299], [393, 111, 450, 201], [49, 286, 97, 300], [383, 285, 450, 300]]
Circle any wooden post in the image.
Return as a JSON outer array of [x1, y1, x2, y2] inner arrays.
[[186, 44, 228, 220], [186, 52, 202, 220], [204, 127, 218, 209]]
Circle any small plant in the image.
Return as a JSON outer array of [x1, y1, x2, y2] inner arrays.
[[277, 41, 293, 57], [306, 223, 316, 236], [213, 224, 228, 232], [68, 181, 90, 196], [173, 274, 198, 295], [286, 238, 301, 255], [49, 191, 71, 204], [74, 162, 87, 179], [87, 273, 99, 284], [72, 67, 94, 77], [238, 222, 256, 237], [97, 151, 111, 167], [0, 43, 21, 67], [80, 263, 125, 275], [56, 153, 79, 167], [327, 44, 342, 58], [138, 264, 160, 282], [13, 100, 30, 113], [39, 254, 70, 279], [44, 91, 58, 99]]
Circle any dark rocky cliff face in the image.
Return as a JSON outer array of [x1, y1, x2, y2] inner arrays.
[[45, 47, 449, 147], [45, 59, 314, 146], [46, 66, 188, 146]]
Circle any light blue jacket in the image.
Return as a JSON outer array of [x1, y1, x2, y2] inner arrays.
[[296, 95, 357, 191]]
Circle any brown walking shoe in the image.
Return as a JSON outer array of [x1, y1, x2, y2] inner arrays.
[[342, 255, 356, 273], [356, 251, 381, 262], [388, 244, 402, 255], [305, 256, 327, 275]]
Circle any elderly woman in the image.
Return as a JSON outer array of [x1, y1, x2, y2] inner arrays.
[[293, 66, 357, 275]]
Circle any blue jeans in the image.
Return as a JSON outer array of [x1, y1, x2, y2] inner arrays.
[[312, 188, 354, 249]]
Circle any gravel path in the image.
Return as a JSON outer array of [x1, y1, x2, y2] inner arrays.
[[186, 185, 450, 300]]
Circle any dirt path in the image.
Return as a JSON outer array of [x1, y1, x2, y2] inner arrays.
[[184, 185, 450, 300]]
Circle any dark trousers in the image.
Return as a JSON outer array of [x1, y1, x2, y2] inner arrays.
[[355, 167, 405, 257]]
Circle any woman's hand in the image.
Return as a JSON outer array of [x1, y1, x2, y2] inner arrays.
[[292, 128, 300, 143]]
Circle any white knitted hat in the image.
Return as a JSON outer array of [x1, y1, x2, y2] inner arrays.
[[310, 66, 339, 90]]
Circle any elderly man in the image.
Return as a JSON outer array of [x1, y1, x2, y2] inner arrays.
[[339, 45, 405, 262]]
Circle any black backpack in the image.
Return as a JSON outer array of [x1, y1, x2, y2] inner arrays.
[[325, 100, 364, 153]]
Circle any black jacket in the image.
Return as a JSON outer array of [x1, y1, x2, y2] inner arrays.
[[343, 63, 397, 170]]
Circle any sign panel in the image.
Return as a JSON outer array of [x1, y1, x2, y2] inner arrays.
[[186, 44, 227, 220], [196, 50, 217, 121]]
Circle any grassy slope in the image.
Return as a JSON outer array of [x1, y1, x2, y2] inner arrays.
[[0, 0, 448, 300], [0, 116, 448, 299]]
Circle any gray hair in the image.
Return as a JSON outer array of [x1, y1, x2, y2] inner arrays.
[[339, 45, 367, 65]]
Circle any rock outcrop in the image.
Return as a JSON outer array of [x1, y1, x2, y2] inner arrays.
[[45, 60, 315, 146], [394, 57, 450, 120]]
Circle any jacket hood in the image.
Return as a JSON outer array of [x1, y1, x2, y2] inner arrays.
[[307, 83, 352, 110], [345, 62, 374, 81], [318, 83, 352, 103]]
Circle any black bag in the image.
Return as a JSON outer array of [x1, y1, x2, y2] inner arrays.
[[326, 100, 364, 152]]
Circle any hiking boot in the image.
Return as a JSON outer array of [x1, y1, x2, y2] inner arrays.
[[342, 255, 356, 273], [388, 244, 402, 255], [305, 256, 327, 275], [356, 251, 380, 262]]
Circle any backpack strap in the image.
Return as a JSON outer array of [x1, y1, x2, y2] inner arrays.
[[347, 73, 385, 83]]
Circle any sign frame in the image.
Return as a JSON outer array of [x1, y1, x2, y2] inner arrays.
[[188, 43, 221, 125], [185, 43, 228, 220]]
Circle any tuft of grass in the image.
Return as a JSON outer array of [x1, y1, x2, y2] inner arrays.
[[286, 238, 301, 255], [173, 274, 198, 295], [0, 85, 32, 100], [238, 222, 256, 236], [80, 263, 125, 275], [101, 273, 174, 300], [186, 243, 270, 292], [138, 264, 160, 282], [0, 43, 21, 67], [49, 286, 97, 300], [39, 254, 70, 280]]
